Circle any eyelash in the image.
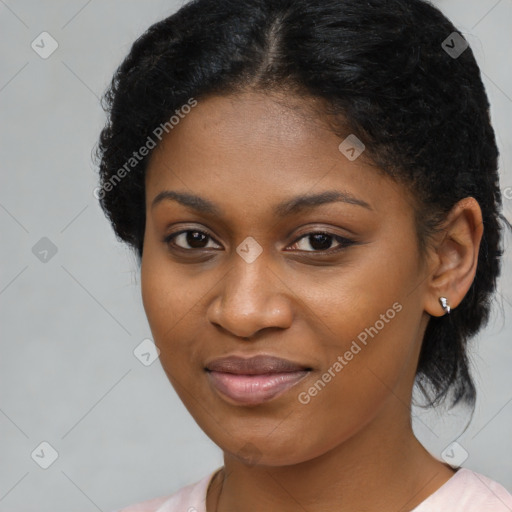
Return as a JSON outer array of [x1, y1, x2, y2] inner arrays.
[[163, 229, 355, 255]]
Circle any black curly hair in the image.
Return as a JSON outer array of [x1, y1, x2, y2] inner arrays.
[[95, 0, 510, 412]]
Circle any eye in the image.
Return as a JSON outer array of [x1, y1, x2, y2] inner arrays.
[[286, 231, 355, 253], [163, 228, 355, 254], [164, 229, 222, 250]]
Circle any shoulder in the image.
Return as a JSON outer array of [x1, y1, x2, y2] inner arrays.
[[111, 469, 220, 512], [413, 467, 512, 512]]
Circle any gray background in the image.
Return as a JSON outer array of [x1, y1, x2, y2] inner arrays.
[[0, 1, 511, 511]]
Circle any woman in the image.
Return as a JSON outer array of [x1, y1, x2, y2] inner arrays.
[[96, 0, 512, 510]]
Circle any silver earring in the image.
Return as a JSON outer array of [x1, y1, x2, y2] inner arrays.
[[439, 296, 451, 314]]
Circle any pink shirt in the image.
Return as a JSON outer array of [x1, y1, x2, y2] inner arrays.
[[113, 467, 512, 512]]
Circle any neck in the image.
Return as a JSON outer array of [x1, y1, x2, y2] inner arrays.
[[209, 401, 455, 512]]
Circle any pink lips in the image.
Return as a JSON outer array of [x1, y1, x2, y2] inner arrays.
[[205, 355, 311, 405]]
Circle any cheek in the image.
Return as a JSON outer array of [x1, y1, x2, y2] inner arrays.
[[281, 302, 420, 464], [140, 244, 213, 381], [141, 224, 192, 331], [287, 250, 421, 431], [141, 258, 172, 338], [140, 244, 188, 354]]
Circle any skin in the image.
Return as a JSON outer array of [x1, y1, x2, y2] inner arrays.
[[141, 90, 483, 512]]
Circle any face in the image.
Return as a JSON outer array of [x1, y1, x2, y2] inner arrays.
[[141, 91, 431, 466]]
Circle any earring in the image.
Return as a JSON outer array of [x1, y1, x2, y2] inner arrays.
[[439, 296, 451, 314]]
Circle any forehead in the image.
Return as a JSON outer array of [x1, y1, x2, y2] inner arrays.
[[148, 90, 336, 168], [144, 91, 409, 221]]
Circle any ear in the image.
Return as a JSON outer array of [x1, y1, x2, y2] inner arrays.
[[423, 197, 484, 317]]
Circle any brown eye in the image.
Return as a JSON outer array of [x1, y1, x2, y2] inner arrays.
[[164, 230, 222, 250], [287, 232, 355, 253]]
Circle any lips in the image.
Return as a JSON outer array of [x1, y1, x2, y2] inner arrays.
[[205, 355, 311, 405], [206, 355, 310, 374]]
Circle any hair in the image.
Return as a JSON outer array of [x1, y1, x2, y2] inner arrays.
[[95, 0, 510, 412]]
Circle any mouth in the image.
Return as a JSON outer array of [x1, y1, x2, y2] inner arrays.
[[205, 355, 312, 406]]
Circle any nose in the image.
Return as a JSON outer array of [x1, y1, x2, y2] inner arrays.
[[206, 255, 293, 340]]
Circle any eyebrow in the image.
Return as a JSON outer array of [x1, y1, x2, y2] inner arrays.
[[151, 189, 372, 216]]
